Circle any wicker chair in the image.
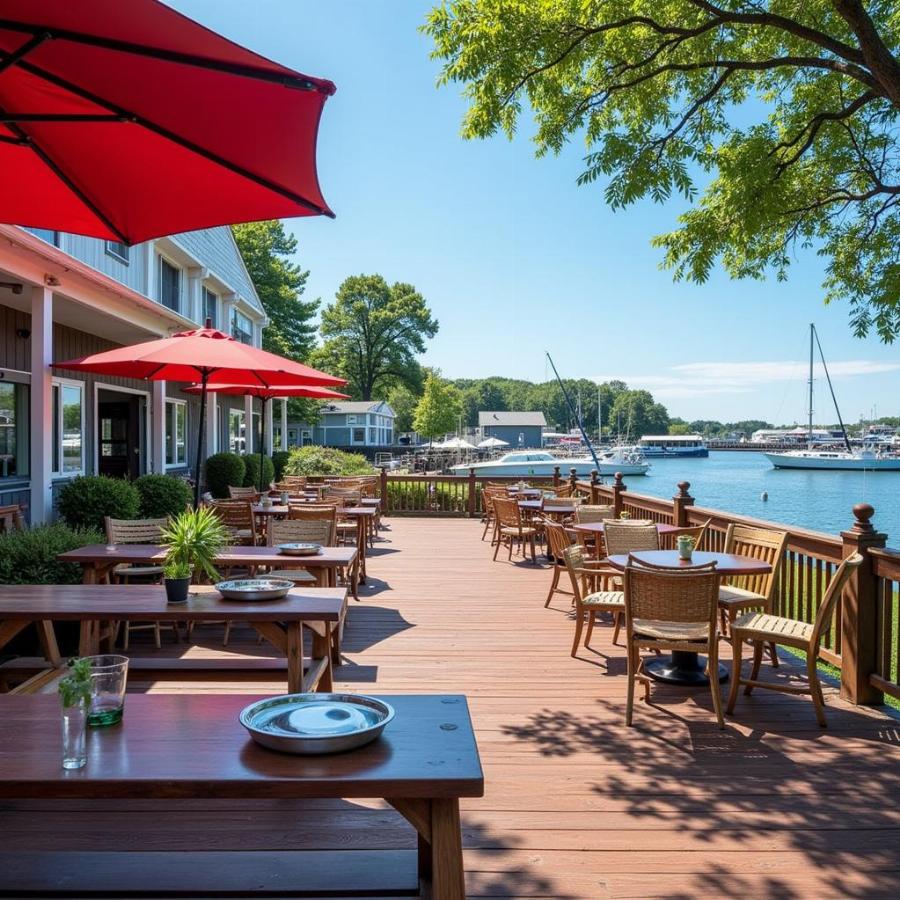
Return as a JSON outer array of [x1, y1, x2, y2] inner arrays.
[[623, 557, 724, 728], [718, 524, 789, 668], [104, 516, 177, 650], [574, 505, 616, 524], [563, 544, 625, 657], [602, 522, 660, 557], [727, 553, 862, 726], [227, 485, 258, 500], [492, 496, 537, 563], [543, 517, 576, 607], [208, 500, 257, 546]]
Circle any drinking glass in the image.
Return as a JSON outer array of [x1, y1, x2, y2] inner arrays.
[[86, 654, 129, 727], [61, 698, 88, 769]]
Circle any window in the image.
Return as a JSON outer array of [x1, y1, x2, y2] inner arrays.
[[250, 411, 261, 454], [28, 228, 59, 246], [165, 400, 187, 467], [230, 307, 253, 345], [228, 408, 245, 453], [346, 414, 357, 424], [0, 380, 28, 478], [369, 428, 376, 444], [203, 287, 218, 328], [352, 427, 365, 444], [105, 240, 130, 263], [158, 257, 180, 311], [52, 381, 84, 475]]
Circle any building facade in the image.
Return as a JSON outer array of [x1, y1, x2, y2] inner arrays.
[[0, 225, 281, 523], [287, 401, 394, 449], [478, 411, 547, 449]]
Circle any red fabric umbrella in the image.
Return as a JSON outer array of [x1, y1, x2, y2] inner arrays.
[[54, 324, 346, 504], [0, 0, 335, 243], [183, 383, 350, 491]]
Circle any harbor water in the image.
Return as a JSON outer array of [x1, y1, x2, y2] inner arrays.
[[618, 451, 900, 540]]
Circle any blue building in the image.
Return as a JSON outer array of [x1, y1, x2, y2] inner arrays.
[[478, 411, 547, 449], [287, 400, 395, 449]]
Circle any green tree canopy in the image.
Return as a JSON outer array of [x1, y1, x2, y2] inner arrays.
[[314, 274, 438, 400], [387, 384, 419, 433], [232, 221, 318, 360], [413, 373, 463, 442], [609, 389, 670, 438], [425, 2, 900, 340]]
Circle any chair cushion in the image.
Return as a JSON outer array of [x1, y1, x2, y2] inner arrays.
[[274, 569, 318, 584], [499, 526, 537, 536], [582, 591, 625, 609], [718, 585, 767, 608], [731, 612, 813, 643], [633, 618, 709, 641]]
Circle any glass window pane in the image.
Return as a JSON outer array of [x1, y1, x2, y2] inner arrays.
[[159, 258, 180, 311], [61, 385, 82, 473], [176, 403, 186, 464], [229, 409, 245, 453], [52, 384, 60, 473], [0, 383, 17, 477], [203, 288, 217, 328]]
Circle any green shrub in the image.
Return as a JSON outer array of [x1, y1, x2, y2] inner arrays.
[[243, 454, 276, 489], [57, 475, 140, 532], [284, 446, 374, 477], [0, 523, 105, 585], [134, 474, 192, 518], [204, 452, 245, 498], [272, 450, 290, 482]]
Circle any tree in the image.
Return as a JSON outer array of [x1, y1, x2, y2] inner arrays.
[[609, 389, 670, 438], [413, 373, 463, 444], [316, 275, 438, 399], [668, 421, 694, 435], [232, 221, 318, 359], [425, 2, 900, 340], [387, 384, 419, 434]]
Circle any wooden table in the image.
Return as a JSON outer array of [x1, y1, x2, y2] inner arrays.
[[571, 521, 681, 556], [517, 500, 577, 517], [0, 692, 483, 899], [606, 550, 773, 686], [0, 584, 346, 694], [59, 544, 358, 591]]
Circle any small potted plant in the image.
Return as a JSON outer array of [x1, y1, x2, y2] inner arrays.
[[160, 507, 228, 604], [59, 657, 92, 770], [619, 510, 631, 520], [676, 534, 696, 561]]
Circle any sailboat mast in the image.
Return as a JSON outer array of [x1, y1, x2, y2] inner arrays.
[[808, 322, 814, 451], [812, 325, 854, 454], [546, 353, 602, 471]]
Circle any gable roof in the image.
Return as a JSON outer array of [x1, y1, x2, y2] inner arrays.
[[479, 411, 547, 427], [320, 400, 393, 416]]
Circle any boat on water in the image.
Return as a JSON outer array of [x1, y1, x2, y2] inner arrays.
[[765, 324, 900, 471], [450, 449, 650, 477], [638, 434, 709, 458]]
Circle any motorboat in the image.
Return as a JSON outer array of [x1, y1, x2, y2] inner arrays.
[[638, 435, 709, 458], [450, 449, 650, 477]]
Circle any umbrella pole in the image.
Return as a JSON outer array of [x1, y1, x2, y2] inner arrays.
[[259, 397, 267, 493], [194, 373, 209, 509]]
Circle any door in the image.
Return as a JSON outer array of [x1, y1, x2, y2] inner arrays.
[[98, 390, 144, 479]]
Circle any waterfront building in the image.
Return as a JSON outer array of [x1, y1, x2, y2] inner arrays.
[[478, 411, 547, 449], [286, 400, 395, 449]]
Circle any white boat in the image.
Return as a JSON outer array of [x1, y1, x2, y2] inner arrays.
[[765, 323, 900, 471], [450, 449, 650, 477], [638, 434, 709, 458]]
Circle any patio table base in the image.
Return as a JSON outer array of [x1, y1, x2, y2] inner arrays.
[[644, 651, 728, 686]]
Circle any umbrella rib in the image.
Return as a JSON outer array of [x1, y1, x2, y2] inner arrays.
[[18, 60, 334, 219], [0, 32, 49, 75], [0, 20, 332, 93]]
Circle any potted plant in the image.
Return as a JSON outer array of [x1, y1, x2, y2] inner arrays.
[[159, 507, 228, 604]]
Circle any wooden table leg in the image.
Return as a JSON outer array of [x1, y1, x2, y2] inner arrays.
[[311, 626, 333, 691], [36, 620, 62, 666], [78, 620, 100, 656], [357, 518, 367, 583], [285, 622, 303, 694], [429, 798, 465, 900], [82, 563, 97, 585]]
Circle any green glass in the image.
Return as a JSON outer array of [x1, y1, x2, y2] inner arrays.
[[86, 654, 128, 728], [87, 706, 123, 728]]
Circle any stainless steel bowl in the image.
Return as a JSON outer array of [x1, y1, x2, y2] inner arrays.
[[277, 542, 323, 557], [215, 578, 294, 601], [239, 693, 395, 755]]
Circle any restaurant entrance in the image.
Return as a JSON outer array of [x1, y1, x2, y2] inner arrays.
[[97, 389, 146, 479]]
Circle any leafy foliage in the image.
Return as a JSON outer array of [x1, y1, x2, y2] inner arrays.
[[313, 274, 437, 399], [425, 1, 900, 340], [57, 476, 140, 532], [609, 389, 670, 438], [134, 474, 192, 519], [232, 221, 319, 359], [271, 450, 291, 482], [242, 453, 276, 489], [59, 657, 92, 708], [413, 373, 464, 441], [283, 446, 374, 477], [203, 452, 246, 499], [160, 507, 229, 582], [0, 523, 105, 585], [386, 384, 419, 433]]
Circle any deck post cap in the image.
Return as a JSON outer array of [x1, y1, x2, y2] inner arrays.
[[851, 503, 875, 533]]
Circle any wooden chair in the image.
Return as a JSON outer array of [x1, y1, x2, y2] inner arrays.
[[543, 517, 576, 607], [553, 484, 576, 498], [227, 485, 258, 500], [664, 519, 712, 551], [563, 544, 625, 657], [492, 496, 537, 563], [623, 556, 724, 728], [480, 487, 505, 543], [727, 553, 862, 727], [718, 524, 789, 668], [601, 522, 660, 558], [208, 500, 257, 546], [0, 503, 25, 532], [104, 516, 177, 650], [289, 503, 358, 596]]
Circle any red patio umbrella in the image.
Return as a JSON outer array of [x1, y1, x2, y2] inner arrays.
[[54, 323, 346, 505], [183, 382, 350, 491], [0, 0, 335, 243]]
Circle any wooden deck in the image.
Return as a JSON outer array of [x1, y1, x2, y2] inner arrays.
[[12, 517, 900, 897]]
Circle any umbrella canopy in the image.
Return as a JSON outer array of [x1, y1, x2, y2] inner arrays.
[[477, 437, 509, 448], [0, 0, 335, 243], [54, 324, 345, 504], [439, 437, 477, 450]]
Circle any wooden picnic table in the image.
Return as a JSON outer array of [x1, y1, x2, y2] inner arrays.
[[606, 550, 773, 686], [58, 544, 357, 592], [0, 692, 484, 899], [0, 584, 346, 694]]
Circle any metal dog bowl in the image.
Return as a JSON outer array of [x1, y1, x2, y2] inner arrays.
[[215, 578, 294, 601], [277, 542, 323, 557]]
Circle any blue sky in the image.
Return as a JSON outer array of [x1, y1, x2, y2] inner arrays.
[[171, 0, 900, 425]]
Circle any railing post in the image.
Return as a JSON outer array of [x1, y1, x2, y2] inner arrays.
[[379, 467, 389, 514], [612, 472, 626, 518], [840, 503, 886, 706], [553, 466, 561, 488], [569, 467, 578, 493], [467, 467, 477, 518], [590, 470, 599, 504], [672, 481, 694, 527]]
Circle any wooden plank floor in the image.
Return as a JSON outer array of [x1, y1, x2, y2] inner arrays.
[[14, 517, 900, 897]]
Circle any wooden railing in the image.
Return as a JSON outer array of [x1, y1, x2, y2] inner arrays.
[[869, 546, 900, 702]]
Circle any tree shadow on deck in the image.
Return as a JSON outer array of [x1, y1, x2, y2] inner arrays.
[[340, 604, 415, 654]]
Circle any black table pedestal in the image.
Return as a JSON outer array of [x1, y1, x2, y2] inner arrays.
[[644, 650, 728, 686]]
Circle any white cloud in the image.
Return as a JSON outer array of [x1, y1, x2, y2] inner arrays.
[[594, 360, 900, 400]]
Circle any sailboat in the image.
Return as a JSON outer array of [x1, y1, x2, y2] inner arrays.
[[765, 325, 900, 471]]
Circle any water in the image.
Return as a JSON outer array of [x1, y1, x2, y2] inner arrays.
[[618, 451, 900, 539]]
